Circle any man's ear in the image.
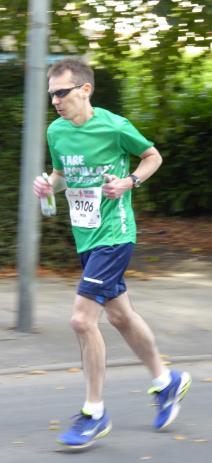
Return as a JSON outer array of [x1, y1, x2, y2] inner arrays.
[[82, 82, 92, 98]]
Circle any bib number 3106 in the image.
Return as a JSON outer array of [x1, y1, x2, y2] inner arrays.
[[75, 200, 94, 212], [65, 187, 102, 228]]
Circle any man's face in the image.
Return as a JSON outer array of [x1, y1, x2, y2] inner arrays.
[[48, 70, 91, 120]]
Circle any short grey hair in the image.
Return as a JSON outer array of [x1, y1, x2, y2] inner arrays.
[[47, 58, 95, 96]]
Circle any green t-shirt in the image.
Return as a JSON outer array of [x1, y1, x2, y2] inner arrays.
[[47, 107, 153, 253]]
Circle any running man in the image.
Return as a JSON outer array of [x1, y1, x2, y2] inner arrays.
[[33, 58, 191, 450]]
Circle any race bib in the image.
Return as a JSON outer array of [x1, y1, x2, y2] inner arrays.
[[65, 187, 102, 228]]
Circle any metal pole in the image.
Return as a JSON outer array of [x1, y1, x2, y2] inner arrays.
[[17, 0, 50, 331]]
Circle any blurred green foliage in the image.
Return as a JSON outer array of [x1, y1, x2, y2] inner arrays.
[[0, 64, 24, 267], [1, 1, 211, 59], [122, 53, 212, 215], [0, 1, 211, 269]]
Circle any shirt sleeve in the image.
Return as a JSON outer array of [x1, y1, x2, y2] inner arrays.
[[119, 119, 154, 157], [47, 128, 64, 171]]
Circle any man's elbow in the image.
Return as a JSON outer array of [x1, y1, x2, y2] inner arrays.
[[157, 152, 163, 168], [152, 150, 163, 170], [143, 147, 163, 168]]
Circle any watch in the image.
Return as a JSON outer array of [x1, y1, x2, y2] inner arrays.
[[128, 174, 141, 188]]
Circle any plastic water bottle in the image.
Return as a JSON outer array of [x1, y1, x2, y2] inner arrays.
[[40, 173, 56, 217]]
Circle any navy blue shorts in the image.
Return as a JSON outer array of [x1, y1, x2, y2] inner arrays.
[[77, 243, 134, 305]]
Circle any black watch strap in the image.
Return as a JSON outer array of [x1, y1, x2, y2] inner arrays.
[[128, 174, 141, 188]]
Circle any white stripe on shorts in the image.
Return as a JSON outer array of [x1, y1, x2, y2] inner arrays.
[[83, 277, 103, 284]]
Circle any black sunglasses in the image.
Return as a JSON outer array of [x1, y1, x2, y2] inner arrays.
[[48, 85, 83, 99]]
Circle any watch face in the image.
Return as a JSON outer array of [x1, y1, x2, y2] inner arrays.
[[128, 174, 141, 187], [132, 175, 140, 187]]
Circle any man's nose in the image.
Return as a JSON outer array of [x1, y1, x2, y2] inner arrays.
[[52, 95, 60, 105]]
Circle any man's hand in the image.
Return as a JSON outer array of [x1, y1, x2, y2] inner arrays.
[[102, 174, 133, 199], [33, 176, 53, 198]]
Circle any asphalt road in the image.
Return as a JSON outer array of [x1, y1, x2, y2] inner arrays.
[[1, 362, 212, 463]]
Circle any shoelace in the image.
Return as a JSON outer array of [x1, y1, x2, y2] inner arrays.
[[150, 392, 161, 409], [69, 413, 91, 432], [148, 387, 162, 408]]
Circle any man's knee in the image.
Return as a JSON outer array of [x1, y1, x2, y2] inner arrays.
[[70, 314, 89, 334], [70, 295, 99, 334]]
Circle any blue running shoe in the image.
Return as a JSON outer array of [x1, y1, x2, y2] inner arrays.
[[148, 370, 192, 430], [57, 411, 112, 449]]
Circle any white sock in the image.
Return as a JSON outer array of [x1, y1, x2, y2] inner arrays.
[[152, 369, 172, 390], [82, 401, 104, 420]]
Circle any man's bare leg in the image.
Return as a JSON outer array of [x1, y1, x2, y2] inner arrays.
[[105, 291, 164, 377], [58, 295, 111, 447], [71, 294, 106, 402]]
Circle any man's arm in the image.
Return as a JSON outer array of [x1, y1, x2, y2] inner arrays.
[[130, 146, 162, 184], [102, 146, 162, 199], [33, 169, 66, 198]]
